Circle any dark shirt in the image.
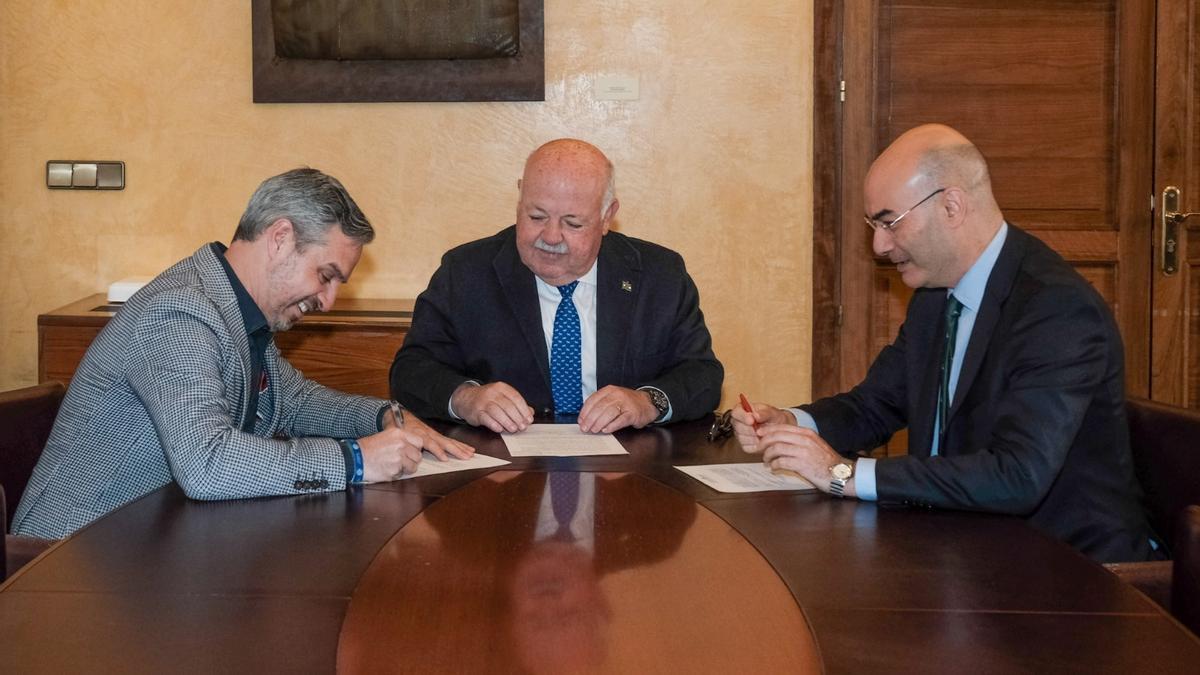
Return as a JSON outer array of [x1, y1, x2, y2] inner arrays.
[[210, 242, 271, 432]]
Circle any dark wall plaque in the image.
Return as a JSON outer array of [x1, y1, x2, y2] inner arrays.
[[253, 0, 544, 103]]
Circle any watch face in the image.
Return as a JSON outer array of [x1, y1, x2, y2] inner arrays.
[[648, 389, 668, 413], [831, 463, 853, 480]]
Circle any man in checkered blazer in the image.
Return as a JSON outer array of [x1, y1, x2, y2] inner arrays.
[[13, 169, 473, 539]]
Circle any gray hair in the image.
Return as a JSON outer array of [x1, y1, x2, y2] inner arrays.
[[601, 165, 616, 215], [233, 168, 374, 249]]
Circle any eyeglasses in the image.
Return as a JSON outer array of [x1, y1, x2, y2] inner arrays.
[[708, 409, 733, 443], [863, 188, 945, 232]]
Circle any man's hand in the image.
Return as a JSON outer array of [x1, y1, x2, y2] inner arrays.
[[578, 385, 658, 434], [356, 427, 424, 482], [730, 401, 798, 453], [402, 413, 475, 461], [357, 414, 475, 482], [451, 382, 534, 433], [755, 423, 854, 496]]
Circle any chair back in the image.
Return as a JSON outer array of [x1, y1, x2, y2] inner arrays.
[[1, 484, 6, 579], [1174, 505, 1200, 636], [1125, 397, 1200, 550], [0, 381, 65, 531]]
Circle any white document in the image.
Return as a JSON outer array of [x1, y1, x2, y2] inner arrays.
[[501, 424, 629, 457], [398, 451, 510, 479], [675, 463, 817, 493]]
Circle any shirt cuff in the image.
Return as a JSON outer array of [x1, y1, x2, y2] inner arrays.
[[854, 457, 878, 501], [448, 380, 481, 420], [788, 407, 819, 431]]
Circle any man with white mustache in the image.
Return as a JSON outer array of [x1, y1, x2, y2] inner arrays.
[[15, 168, 473, 539], [731, 125, 1153, 563], [391, 139, 722, 434]]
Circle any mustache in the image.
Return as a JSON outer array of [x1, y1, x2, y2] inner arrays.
[[533, 238, 569, 254]]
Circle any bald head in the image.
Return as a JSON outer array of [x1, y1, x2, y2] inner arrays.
[[867, 124, 995, 207], [522, 139, 616, 214], [515, 139, 621, 286], [864, 124, 1005, 289]]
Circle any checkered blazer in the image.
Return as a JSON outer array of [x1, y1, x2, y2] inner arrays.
[[13, 244, 386, 539]]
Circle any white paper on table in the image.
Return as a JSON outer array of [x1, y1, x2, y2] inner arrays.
[[501, 424, 629, 457], [675, 463, 817, 493], [398, 451, 511, 479]]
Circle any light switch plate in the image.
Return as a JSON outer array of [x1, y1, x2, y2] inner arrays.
[[47, 161, 124, 190]]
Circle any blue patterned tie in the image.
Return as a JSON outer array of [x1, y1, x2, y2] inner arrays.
[[550, 281, 583, 414], [549, 472, 581, 541]]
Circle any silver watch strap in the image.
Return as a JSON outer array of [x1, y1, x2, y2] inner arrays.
[[829, 478, 847, 498]]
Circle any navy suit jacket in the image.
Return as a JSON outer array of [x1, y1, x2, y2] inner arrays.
[[803, 226, 1153, 563], [391, 226, 723, 421]]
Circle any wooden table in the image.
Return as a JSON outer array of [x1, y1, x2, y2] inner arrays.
[[2, 419, 1198, 673], [38, 294, 413, 398]]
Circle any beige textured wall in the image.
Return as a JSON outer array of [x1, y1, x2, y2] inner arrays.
[[0, 2, 813, 409]]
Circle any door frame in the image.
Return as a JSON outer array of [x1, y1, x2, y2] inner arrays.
[[811, 0, 843, 400]]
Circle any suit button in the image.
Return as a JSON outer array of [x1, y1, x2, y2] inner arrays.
[[318, 480, 329, 489], [294, 480, 305, 490]]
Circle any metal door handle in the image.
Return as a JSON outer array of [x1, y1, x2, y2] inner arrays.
[[1161, 186, 1200, 275]]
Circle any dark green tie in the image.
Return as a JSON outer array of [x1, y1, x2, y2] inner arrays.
[[938, 295, 964, 439]]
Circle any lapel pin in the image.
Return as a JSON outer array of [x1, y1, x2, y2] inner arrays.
[[621, 280, 633, 292]]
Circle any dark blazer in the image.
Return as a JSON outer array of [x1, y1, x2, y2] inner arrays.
[[804, 225, 1152, 563], [391, 227, 723, 421]]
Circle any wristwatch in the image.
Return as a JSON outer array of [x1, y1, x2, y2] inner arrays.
[[641, 387, 670, 423], [829, 460, 855, 498]]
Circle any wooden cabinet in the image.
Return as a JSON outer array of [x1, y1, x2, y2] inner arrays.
[[38, 294, 412, 399]]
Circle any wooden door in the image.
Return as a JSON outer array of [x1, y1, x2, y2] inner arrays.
[[1150, 2, 1200, 406], [818, 0, 1157, 454]]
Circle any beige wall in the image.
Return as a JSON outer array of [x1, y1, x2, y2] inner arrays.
[[0, 2, 813, 409]]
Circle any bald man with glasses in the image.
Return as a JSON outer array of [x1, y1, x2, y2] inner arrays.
[[734, 124, 1154, 563]]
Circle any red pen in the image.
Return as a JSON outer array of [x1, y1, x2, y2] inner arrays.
[[738, 393, 758, 430]]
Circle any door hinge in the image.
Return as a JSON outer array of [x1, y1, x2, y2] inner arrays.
[[839, 80, 846, 103], [836, 304, 844, 326]]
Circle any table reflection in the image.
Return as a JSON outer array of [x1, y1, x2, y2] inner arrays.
[[337, 470, 818, 673]]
